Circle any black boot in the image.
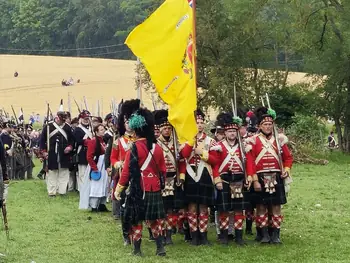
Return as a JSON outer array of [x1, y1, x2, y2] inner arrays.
[[184, 226, 192, 242], [268, 226, 273, 237], [133, 239, 142, 256], [148, 228, 155, 242], [255, 227, 262, 242], [172, 226, 177, 235], [220, 229, 228, 245], [245, 218, 253, 235], [260, 227, 271, 244], [199, 231, 212, 246], [98, 204, 110, 212], [155, 236, 166, 256], [190, 231, 199, 246], [270, 228, 282, 244], [165, 230, 174, 245], [235, 229, 246, 246]]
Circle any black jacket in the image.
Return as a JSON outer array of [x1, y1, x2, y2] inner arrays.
[[40, 122, 74, 170]]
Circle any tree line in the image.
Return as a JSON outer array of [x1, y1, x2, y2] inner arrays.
[[1, 0, 350, 152]]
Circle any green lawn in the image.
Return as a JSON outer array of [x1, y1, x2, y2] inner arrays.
[[0, 156, 350, 263]]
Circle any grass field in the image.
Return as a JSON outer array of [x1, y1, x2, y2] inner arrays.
[[0, 154, 349, 263]]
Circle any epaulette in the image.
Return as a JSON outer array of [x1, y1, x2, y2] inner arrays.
[[245, 134, 258, 153], [278, 133, 289, 147], [210, 144, 222, 152], [245, 134, 258, 145]]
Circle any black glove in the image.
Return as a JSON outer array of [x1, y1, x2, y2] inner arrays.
[[0, 199, 3, 209]]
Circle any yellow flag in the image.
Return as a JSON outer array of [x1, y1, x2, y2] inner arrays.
[[125, 0, 197, 145]]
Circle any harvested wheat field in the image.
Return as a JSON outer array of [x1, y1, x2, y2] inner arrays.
[[0, 55, 314, 120], [0, 55, 155, 118]]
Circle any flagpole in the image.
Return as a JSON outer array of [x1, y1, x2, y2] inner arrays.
[[137, 57, 143, 106], [192, 0, 198, 95]]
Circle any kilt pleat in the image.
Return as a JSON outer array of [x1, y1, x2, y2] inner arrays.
[[144, 191, 165, 221], [163, 185, 186, 210], [216, 173, 249, 212], [184, 168, 214, 206], [252, 172, 287, 206]]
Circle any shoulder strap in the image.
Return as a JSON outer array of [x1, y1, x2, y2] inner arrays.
[[140, 144, 155, 171]]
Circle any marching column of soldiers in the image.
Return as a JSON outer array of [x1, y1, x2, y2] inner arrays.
[[0, 97, 293, 257], [0, 119, 35, 181]]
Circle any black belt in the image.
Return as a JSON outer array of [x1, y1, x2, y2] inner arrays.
[[220, 172, 244, 183]]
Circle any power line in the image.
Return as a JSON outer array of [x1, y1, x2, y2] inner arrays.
[[0, 43, 126, 52], [80, 49, 131, 57]]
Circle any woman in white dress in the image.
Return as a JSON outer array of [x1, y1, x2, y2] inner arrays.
[[79, 124, 109, 212]]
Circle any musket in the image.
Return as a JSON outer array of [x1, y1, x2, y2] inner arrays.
[[151, 93, 158, 111], [67, 92, 72, 114], [2, 200, 9, 240], [265, 93, 284, 171], [231, 99, 246, 177], [46, 103, 51, 152], [172, 129, 182, 188], [73, 98, 82, 114], [11, 105, 19, 125], [83, 96, 89, 111]]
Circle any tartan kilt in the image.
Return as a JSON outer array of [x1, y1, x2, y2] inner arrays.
[[243, 187, 256, 211], [144, 191, 166, 221], [184, 167, 214, 206], [163, 185, 186, 210], [216, 173, 248, 212], [162, 172, 186, 210], [252, 172, 287, 206]]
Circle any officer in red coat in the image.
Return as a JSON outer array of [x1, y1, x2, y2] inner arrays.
[[245, 107, 293, 244], [115, 107, 167, 257]]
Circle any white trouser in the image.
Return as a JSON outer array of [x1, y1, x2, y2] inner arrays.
[[68, 171, 76, 192], [47, 166, 69, 195], [77, 164, 88, 192]]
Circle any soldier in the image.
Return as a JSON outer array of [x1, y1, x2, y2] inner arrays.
[[103, 112, 117, 204], [40, 110, 74, 197], [103, 113, 115, 144], [0, 133, 9, 211], [153, 110, 161, 139], [214, 113, 248, 245], [12, 124, 25, 180], [114, 107, 167, 257], [180, 109, 219, 246], [0, 120, 13, 180], [73, 110, 93, 191], [110, 99, 138, 244], [154, 109, 184, 245], [23, 124, 34, 179], [245, 107, 293, 244], [244, 111, 258, 235]]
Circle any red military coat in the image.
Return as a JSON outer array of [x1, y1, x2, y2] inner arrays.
[[213, 140, 244, 178], [179, 132, 220, 183], [118, 138, 166, 192], [110, 133, 135, 168], [245, 132, 293, 181]]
